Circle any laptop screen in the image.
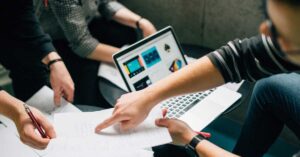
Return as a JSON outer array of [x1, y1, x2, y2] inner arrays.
[[114, 27, 187, 92]]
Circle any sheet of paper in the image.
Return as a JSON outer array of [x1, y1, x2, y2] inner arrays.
[[46, 149, 153, 157], [223, 80, 244, 92], [98, 63, 129, 91], [0, 125, 38, 157], [54, 108, 172, 149], [0, 86, 81, 157], [46, 138, 153, 157], [26, 86, 81, 120]]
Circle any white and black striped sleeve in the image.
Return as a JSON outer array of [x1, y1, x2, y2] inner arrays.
[[207, 35, 299, 83]]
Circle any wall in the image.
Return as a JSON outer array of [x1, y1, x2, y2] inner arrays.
[[120, 0, 264, 49]]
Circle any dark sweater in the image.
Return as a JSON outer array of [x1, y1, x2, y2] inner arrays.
[[0, 0, 56, 91], [207, 35, 299, 83], [0, 0, 55, 63]]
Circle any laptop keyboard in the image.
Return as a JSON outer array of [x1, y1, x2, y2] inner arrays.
[[161, 88, 216, 118]]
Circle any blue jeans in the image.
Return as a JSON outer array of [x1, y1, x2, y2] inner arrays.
[[233, 73, 300, 157]]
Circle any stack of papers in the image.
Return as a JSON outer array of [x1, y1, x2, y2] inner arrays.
[[0, 86, 172, 157]]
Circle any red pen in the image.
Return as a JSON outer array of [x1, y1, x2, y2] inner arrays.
[[43, 0, 48, 8], [23, 104, 48, 138]]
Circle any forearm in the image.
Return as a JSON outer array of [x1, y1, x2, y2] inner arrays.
[[146, 56, 225, 107], [112, 8, 141, 28], [86, 43, 120, 63], [0, 91, 25, 122], [196, 140, 239, 157]]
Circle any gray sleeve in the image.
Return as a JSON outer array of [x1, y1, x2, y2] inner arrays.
[[98, 0, 125, 20], [49, 0, 99, 57]]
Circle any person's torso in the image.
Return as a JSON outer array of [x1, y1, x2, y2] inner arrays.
[[34, 0, 103, 40]]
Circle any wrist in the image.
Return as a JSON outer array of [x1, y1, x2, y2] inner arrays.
[[135, 17, 144, 30], [42, 52, 61, 65], [136, 18, 150, 30], [185, 133, 205, 156], [0, 91, 26, 122], [143, 87, 164, 108], [184, 131, 198, 145]]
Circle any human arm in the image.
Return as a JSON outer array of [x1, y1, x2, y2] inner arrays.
[[98, 0, 156, 37], [95, 35, 299, 132], [0, 90, 56, 149], [42, 52, 74, 105], [155, 118, 239, 157], [48, 0, 119, 63], [3, 0, 74, 105], [112, 8, 156, 37], [95, 56, 224, 131]]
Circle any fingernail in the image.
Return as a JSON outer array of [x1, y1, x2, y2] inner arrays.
[[95, 128, 100, 133]]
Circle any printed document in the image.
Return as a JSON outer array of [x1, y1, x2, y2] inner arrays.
[[54, 108, 172, 149]]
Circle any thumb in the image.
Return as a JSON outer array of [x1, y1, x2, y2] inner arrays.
[[155, 118, 170, 127]]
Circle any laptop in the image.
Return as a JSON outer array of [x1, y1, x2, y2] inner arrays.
[[113, 26, 242, 131]]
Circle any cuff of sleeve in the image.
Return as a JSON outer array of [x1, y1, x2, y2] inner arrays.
[[99, 1, 125, 20], [73, 38, 99, 58], [38, 42, 56, 60], [35, 38, 56, 62]]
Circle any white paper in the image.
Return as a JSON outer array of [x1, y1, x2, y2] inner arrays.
[[223, 81, 244, 92], [46, 149, 153, 157], [26, 86, 81, 120], [54, 108, 172, 149], [0, 86, 82, 157], [0, 125, 38, 157], [46, 138, 153, 157], [98, 63, 129, 91]]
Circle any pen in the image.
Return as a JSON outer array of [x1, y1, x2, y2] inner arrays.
[[23, 104, 48, 138], [43, 0, 48, 8], [0, 120, 7, 128]]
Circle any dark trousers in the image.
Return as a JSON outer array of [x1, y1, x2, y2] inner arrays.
[[233, 73, 300, 157], [53, 18, 137, 107]]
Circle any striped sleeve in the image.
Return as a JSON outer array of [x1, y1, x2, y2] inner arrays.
[[207, 35, 298, 83]]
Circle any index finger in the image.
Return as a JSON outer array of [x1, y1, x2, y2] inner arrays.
[[94, 114, 125, 133], [63, 85, 74, 103]]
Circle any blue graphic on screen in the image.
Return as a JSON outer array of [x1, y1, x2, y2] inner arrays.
[[127, 59, 141, 73], [142, 47, 162, 68], [123, 56, 145, 78]]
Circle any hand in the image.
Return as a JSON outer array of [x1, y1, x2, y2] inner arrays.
[[95, 90, 157, 132], [155, 115, 197, 145], [49, 60, 74, 105], [139, 18, 157, 37], [14, 107, 56, 149]]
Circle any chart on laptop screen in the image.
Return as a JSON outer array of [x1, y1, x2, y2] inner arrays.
[[116, 30, 187, 91]]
